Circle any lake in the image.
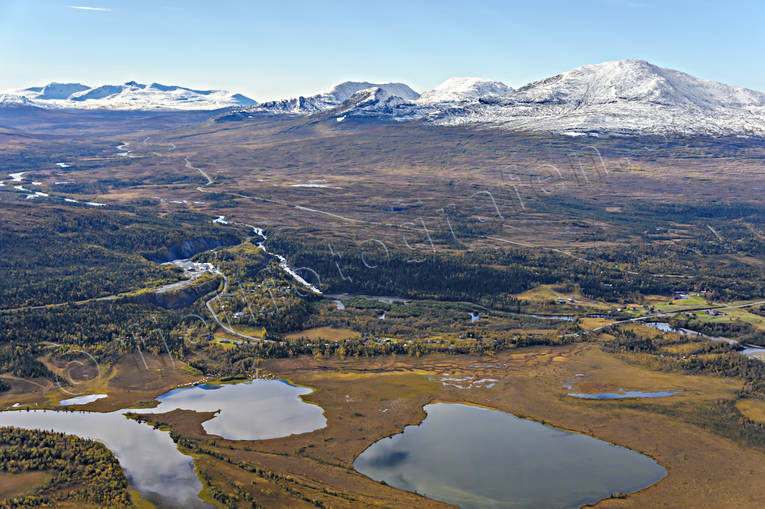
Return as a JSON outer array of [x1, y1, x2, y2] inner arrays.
[[0, 378, 326, 507], [0, 408, 209, 508], [132, 378, 327, 440], [354, 403, 666, 509]]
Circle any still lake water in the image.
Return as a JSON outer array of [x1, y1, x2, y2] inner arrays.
[[0, 379, 326, 508], [354, 403, 666, 509], [132, 378, 327, 440]]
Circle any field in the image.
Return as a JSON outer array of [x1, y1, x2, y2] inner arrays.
[[0, 110, 764, 508], [0, 470, 52, 499], [115, 343, 764, 508]]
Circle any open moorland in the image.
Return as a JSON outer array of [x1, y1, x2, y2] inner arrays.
[[0, 109, 764, 508]]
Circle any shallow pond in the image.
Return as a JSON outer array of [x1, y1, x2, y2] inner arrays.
[[58, 393, 108, 406], [568, 390, 681, 399], [0, 378, 326, 507], [354, 403, 666, 509], [742, 346, 765, 361]]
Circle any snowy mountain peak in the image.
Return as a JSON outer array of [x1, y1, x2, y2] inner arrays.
[[226, 61, 765, 135], [417, 77, 512, 104], [320, 86, 421, 120], [515, 59, 765, 110], [342, 86, 408, 109], [430, 59, 765, 135], [1, 81, 256, 110], [250, 81, 418, 115], [38, 82, 90, 100], [323, 81, 419, 102]]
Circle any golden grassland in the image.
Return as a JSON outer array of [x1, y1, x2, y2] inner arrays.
[[285, 326, 362, 341], [128, 489, 159, 509], [0, 470, 52, 500], [651, 294, 713, 312], [516, 284, 611, 310], [112, 343, 765, 509], [737, 399, 765, 425], [6, 121, 762, 259], [0, 353, 200, 412], [1, 289, 764, 507], [2, 337, 764, 508], [692, 306, 765, 330]]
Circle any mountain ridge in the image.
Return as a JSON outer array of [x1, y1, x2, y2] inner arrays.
[[0, 81, 256, 111], [249, 81, 419, 116], [4, 60, 765, 135]]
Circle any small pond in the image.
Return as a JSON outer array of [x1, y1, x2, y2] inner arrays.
[[568, 390, 681, 399], [58, 393, 108, 406]]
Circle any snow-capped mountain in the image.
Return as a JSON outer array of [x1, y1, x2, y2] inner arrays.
[[0, 81, 256, 110], [327, 86, 423, 120], [429, 60, 765, 135], [7, 61, 765, 135], [32, 82, 90, 100], [416, 77, 512, 104], [248, 81, 419, 115], [236, 60, 765, 136]]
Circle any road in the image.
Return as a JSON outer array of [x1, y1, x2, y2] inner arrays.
[[0, 294, 121, 314], [204, 275, 269, 343], [185, 156, 213, 186], [581, 299, 765, 334]]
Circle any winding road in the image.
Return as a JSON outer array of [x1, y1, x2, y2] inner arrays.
[[578, 299, 765, 335]]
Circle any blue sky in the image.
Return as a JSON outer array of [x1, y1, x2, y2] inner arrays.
[[1, 0, 763, 101]]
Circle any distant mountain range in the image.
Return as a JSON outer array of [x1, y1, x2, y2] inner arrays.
[[425, 60, 765, 136], [251, 81, 419, 115], [239, 60, 765, 136], [0, 81, 256, 110], [4, 60, 765, 135]]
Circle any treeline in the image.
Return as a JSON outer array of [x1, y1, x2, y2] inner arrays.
[[266, 235, 686, 305], [193, 332, 578, 376], [0, 205, 244, 309], [667, 317, 765, 346], [0, 344, 51, 379], [603, 328, 765, 398], [0, 299, 192, 382], [0, 427, 132, 508], [266, 225, 765, 306], [0, 300, 185, 347]]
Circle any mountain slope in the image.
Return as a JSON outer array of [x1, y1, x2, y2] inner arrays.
[[8, 61, 765, 135], [247, 81, 419, 115], [1, 82, 256, 111], [36, 82, 90, 100], [416, 77, 512, 104], [429, 60, 765, 135], [324, 87, 424, 120], [244, 60, 765, 136]]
